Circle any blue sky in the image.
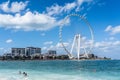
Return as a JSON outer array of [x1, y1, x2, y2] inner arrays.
[[0, 0, 120, 59]]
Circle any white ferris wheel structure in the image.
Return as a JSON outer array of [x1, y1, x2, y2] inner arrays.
[[59, 14, 94, 60]]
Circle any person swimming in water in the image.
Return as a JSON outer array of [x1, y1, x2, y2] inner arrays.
[[23, 72, 28, 77], [19, 71, 28, 77]]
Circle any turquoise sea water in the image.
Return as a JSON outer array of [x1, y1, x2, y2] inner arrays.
[[0, 60, 120, 80]]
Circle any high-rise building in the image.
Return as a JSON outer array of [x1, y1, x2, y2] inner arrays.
[[26, 47, 41, 56], [11, 47, 41, 57], [11, 48, 25, 56]]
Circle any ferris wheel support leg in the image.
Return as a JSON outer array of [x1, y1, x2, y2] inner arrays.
[[83, 47, 89, 58], [77, 34, 80, 60], [70, 35, 76, 56]]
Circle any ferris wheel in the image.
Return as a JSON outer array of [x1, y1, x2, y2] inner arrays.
[[59, 14, 94, 60]]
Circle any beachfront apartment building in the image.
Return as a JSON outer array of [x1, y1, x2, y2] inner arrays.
[[12, 48, 26, 57], [26, 47, 41, 56], [11, 47, 41, 57]]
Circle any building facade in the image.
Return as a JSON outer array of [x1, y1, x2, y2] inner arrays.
[[12, 48, 25, 56], [11, 47, 41, 57], [47, 50, 57, 56], [43, 50, 57, 59], [26, 47, 41, 56]]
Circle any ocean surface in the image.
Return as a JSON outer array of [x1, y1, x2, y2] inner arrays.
[[0, 60, 120, 80]]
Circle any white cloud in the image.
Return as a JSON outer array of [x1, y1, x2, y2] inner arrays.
[[6, 39, 13, 43], [76, 0, 92, 11], [93, 40, 120, 59], [64, 2, 76, 12], [0, 1, 28, 13], [44, 41, 53, 45], [46, 4, 63, 16], [46, 0, 93, 16], [0, 0, 91, 32], [42, 39, 120, 57], [77, 0, 84, 5], [105, 25, 120, 35], [46, 2, 76, 16], [94, 40, 120, 51], [113, 41, 120, 46], [56, 42, 69, 48], [105, 25, 112, 32], [0, 11, 65, 31]]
